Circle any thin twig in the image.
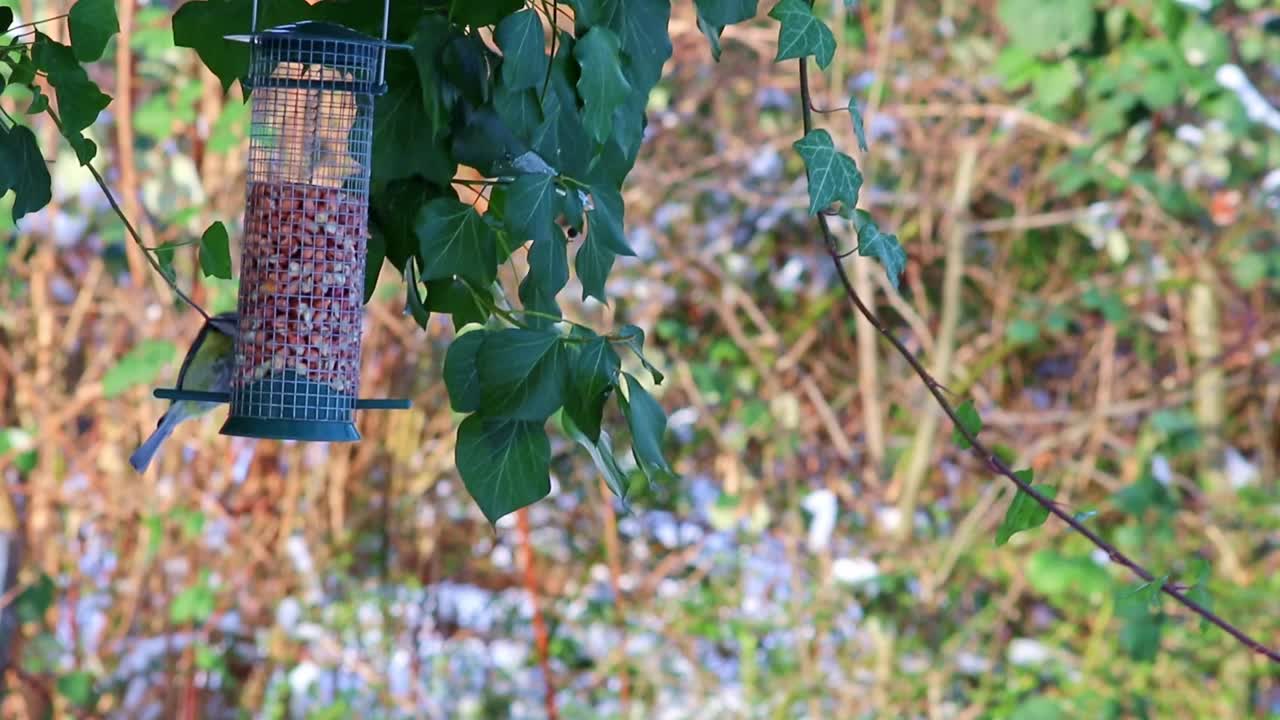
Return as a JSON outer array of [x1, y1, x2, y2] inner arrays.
[[795, 57, 1280, 664]]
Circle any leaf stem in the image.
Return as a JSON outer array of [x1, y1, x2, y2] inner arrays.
[[46, 108, 212, 322], [795, 56, 1280, 664]]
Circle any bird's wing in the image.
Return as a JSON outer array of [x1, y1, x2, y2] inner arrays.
[[174, 323, 214, 391]]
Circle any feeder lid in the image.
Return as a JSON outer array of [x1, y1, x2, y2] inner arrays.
[[226, 20, 412, 50]]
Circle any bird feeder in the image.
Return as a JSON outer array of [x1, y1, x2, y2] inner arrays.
[[155, 5, 410, 442]]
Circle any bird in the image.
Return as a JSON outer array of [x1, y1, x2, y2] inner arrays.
[[129, 312, 239, 473]]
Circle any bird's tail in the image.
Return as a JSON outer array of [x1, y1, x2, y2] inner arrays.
[[129, 409, 182, 473]]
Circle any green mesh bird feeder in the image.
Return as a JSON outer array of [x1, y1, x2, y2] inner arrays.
[[156, 4, 410, 441]]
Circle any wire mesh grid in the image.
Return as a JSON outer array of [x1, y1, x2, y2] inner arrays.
[[229, 31, 380, 431]]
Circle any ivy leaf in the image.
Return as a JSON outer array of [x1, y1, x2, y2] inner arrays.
[[370, 177, 443, 271], [444, 329, 487, 413], [848, 96, 868, 151], [586, 184, 635, 256], [620, 372, 673, 481], [477, 329, 568, 421], [520, 229, 569, 327], [404, 261, 431, 330], [456, 415, 551, 524], [856, 215, 907, 289], [0, 125, 53, 222], [198, 221, 233, 280], [375, 50, 457, 188], [496, 9, 547, 92], [575, 232, 616, 303], [172, 0, 313, 91], [575, 27, 632, 144], [617, 324, 664, 384], [68, 0, 120, 62], [31, 34, 112, 164], [409, 15, 453, 145], [769, 0, 836, 69], [951, 400, 983, 449], [696, 0, 758, 27], [570, 0, 674, 95], [505, 173, 557, 243], [426, 278, 489, 329], [448, 0, 524, 27], [793, 129, 862, 215], [564, 412, 631, 505], [564, 333, 621, 443], [995, 472, 1055, 546], [416, 197, 499, 285]]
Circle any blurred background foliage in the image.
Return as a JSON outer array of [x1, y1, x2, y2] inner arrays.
[[1, 0, 1279, 718]]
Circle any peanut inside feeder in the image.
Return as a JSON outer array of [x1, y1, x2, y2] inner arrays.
[[219, 21, 408, 442]]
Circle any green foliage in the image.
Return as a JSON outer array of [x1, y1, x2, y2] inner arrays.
[[170, 570, 217, 625], [853, 210, 906, 289], [997, 0, 1094, 55], [455, 415, 551, 524], [770, 0, 835, 69], [56, 671, 97, 710], [416, 197, 499, 285], [996, 472, 1056, 546], [198, 221, 233, 280], [0, 125, 52, 222], [31, 32, 111, 164], [793, 129, 862, 215], [68, 0, 119, 62], [14, 572, 55, 624], [102, 340, 179, 399], [495, 10, 547, 92], [951, 401, 983, 449]]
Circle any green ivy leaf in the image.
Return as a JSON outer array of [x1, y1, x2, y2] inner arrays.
[[793, 129, 862, 215], [496, 9, 547, 92], [769, 0, 836, 69], [371, 177, 444, 272], [56, 671, 96, 710], [564, 333, 621, 443], [575, 27, 632, 144], [575, 231, 616, 303], [0, 125, 53, 222], [198, 221, 233, 280], [477, 329, 568, 421], [68, 0, 120, 62], [455, 415, 551, 524], [847, 96, 868, 152], [426, 278, 489, 329], [520, 229, 569, 326], [506, 173, 558, 242], [694, 0, 758, 60], [405, 261, 431, 330], [564, 412, 631, 504], [856, 215, 906, 289], [172, 0, 312, 91], [375, 50, 457, 188], [103, 340, 178, 399], [996, 472, 1055, 546], [31, 34, 112, 164], [620, 372, 673, 480], [617, 324, 664, 384], [586, 184, 635, 256], [444, 329, 487, 413], [448, 0, 524, 27], [570, 0, 674, 94], [416, 197, 499, 285], [14, 573, 55, 624], [951, 400, 983, 449]]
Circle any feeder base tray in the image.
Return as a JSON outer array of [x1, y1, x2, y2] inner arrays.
[[220, 416, 360, 442]]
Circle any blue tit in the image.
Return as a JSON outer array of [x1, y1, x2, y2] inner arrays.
[[129, 312, 239, 473]]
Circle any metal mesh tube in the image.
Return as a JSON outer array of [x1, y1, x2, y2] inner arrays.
[[225, 30, 380, 440]]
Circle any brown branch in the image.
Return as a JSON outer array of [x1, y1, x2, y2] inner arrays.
[[796, 57, 1280, 664], [516, 509, 559, 719]]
